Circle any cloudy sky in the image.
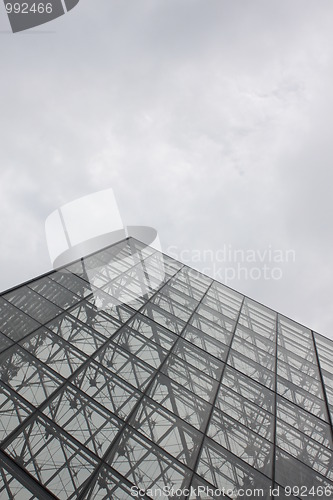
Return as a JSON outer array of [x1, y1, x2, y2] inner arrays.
[[0, 1, 333, 339]]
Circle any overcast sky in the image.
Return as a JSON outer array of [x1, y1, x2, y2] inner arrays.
[[1, 1, 333, 339]]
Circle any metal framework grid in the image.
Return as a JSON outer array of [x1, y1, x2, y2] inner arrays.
[[0, 237, 332, 500]]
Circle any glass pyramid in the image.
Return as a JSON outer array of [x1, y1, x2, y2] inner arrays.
[[0, 238, 332, 499]]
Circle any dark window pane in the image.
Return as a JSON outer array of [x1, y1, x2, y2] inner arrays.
[[3, 287, 62, 324], [0, 298, 40, 341], [28, 277, 81, 310]]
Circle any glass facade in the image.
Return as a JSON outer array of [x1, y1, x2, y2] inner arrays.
[[0, 237, 332, 499]]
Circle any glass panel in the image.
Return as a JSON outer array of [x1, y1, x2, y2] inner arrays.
[[0, 298, 40, 342], [277, 378, 328, 419], [130, 396, 202, 467], [69, 302, 121, 339], [81, 244, 136, 287], [0, 466, 37, 500], [215, 384, 274, 441], [127, 314, 178, 351], [43, 385, 122, 457], [278, 336, 317, 365], [179, 267, 212, 292], [158, 284, 199, 311], [196, 304, 235, 333], [204, 282, 243, 320], [86, 292, 135, 324], [275, 448, 333, 492], [140, 257, 168, 291], [227, 350, 275, 389], [233, 323, 276, 355], [94, 341, 154, 390], [28, 277, 81, 310], [101, 267, 151, 306], [276, 396, 332, 448], [278, 345, 320, 377], [0, 382, 32, 443], [81, 464, 148, 500], [277, 360, 324, 398], [322, 370, 333, 408], [168, 275, 204, 301], [64, 259, 89, 280], [20, 328, 86, 378], [141, 303, 186, 335], [278, 316, 315, 361], [197, 438, 272, 499], [97, 239, 134, 264], [221, 366, 274, 413], [207, 409, 273, 477], [189, 475, 227, 499], [96, 259, 131, 279], [239, 299, 276, 340], [0, 346, 62, 406], [160, 256, 183, 275], [72, 360, 140, 420], [182, 324, 229, 362], [172, 338, 224, 380], [276, 420, 333, 480], [132, 238, 158, 257], [151, 293, 193, 322], [111, 327, 167, 368], [3, 415, 99, 500], [147, 373, 211, 431], [0, 331, 13, 354], [96, 251, 134, 274], [106, 427, 191, 493], [190, 313, 233, 347], [49, 270, 93, 298], [85, 265, 120, 289], [231, 337, 275, 372], [3, 287, 62, 324], [315, 333, 333, 375], [47, 313, 107, 355], [161, 355, 219, 403]]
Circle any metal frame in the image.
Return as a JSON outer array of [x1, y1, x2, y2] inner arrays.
[[0, 237, 332, 500]]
